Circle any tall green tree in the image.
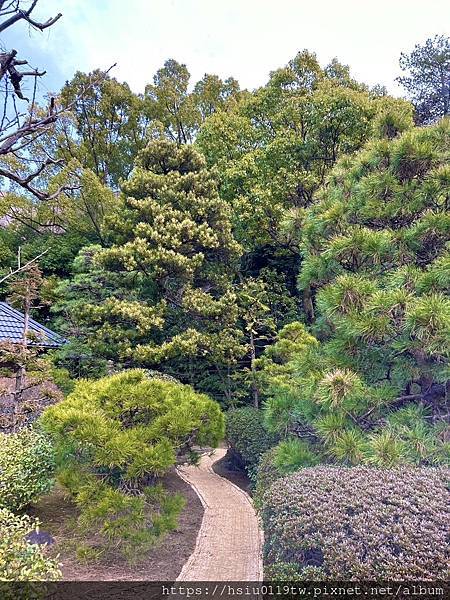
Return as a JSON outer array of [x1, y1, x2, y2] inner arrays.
[[198, 51, 413, 252], [398, 35, 450, 124], [144, 59, 241, 145], [60, 71, 149, 187], [197, 51, 414, 320], [56, 140, 247, 401]]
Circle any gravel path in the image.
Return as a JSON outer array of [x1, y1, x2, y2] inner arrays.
[[176, 448, 263, 581]]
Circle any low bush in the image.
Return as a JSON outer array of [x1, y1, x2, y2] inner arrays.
[[254, 448, 281, 508], [226, 407, 278, 477], [0, 428, 54, 512], [40, 369, 224, 558], [254, 439, 319, 507], [0, 508, 61, 581], [262, 466, 449, 580], [59, 468, 186, 561]]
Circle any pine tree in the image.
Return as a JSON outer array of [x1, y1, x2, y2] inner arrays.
[[398, 35, 450, 124], [260, 120, 450, 467], [70, 140, 244, 400]]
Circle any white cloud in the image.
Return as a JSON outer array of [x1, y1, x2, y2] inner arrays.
[[3, 0, 450, 94]]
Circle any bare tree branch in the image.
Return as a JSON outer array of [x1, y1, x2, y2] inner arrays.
[[0, 248, 49, 285], [0, 2, 116, 200], [0, 1, 61, 33]]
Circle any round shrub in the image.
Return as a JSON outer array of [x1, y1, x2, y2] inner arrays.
[[41, 369, 224, 482], [40, 369, 224, 557], [0, 508, 61, 581], [262, 466, 449, 580], [226, 407, 278, 476], [0, 428, 54, 512]]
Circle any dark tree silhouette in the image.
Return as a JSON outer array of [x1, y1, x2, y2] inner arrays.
[[398, 35, 450, 124]]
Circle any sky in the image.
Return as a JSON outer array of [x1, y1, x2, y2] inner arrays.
[[2, 0, 450, 99]]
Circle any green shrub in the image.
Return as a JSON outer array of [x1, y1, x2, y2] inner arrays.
[[40, 369, 223, 558], [226, 407, 278, 477], [262, 466, 449, 580], [0, 508, 61, 581], [49, 366, 75, 396], [42, 369, 224, 481], [0, 428, 54, 512], [254, 439, 319, 508], [274, 438, 319, 473], [254, 448, 281, 508], [59, 468, 186, 561]]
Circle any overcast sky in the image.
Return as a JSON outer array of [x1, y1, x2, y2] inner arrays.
[[2, 0, 449, 98]]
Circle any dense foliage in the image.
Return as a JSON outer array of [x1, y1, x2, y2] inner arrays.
[[253, 448, 281, 508], [1, 26, 449, 578], [226, 407, 278, 476], [53, 141, 248, 400], [2, 49, 417, 407], [197, 51, 413, 254], [42, 369, 224, 478], [40, 370, 223, 557], [262, 466, 449, 580], [0, 509, 61, 581], [398, 35, 450, 124], [260, 120, 450, 467], [253, 440, 320, 508], [0, 428, 54, 512]]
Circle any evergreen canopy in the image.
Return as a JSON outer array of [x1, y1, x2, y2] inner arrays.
[[260, 119, 450, 467]]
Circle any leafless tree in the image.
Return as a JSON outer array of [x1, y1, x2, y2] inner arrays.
[[0, 246, 51, 431], [0, 2, 116, 204], [0, 1, 64, 199]]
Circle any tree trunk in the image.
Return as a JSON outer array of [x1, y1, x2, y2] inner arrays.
[[303, 284, 315, 323], [12, 285, 30, 431], [249, 330, 259, 409]]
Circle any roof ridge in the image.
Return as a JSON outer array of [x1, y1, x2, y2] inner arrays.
[[0, 301, 66, 346]]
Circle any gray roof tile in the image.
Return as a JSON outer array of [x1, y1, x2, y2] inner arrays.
[[0, 302, 65, 347]]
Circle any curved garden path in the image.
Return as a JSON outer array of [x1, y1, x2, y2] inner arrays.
[[176, 447, 264, 581]]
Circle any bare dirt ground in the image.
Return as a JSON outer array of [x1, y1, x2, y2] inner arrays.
[[29, 469, 204, 581], [176, 447, 263, 582]]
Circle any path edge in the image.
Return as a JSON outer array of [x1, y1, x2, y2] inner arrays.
[[175, 448, 264, 582]]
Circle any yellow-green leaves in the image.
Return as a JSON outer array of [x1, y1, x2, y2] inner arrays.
[[0, 428, 54, 512], [0, 509, 61, 581], [39, 370, 224, 558], [41, 369, 225, 482]]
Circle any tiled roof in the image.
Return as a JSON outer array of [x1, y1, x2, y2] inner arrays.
[[0, 302, 66, 348]]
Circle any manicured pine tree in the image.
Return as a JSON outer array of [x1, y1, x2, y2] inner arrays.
[[78, 140, 245, 400]]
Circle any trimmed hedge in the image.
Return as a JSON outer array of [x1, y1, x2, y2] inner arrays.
[[0, 428, 54, 512], [0, 508, 61, 581], [226, 407, 278, 476], [262, 466, 449, 580]]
